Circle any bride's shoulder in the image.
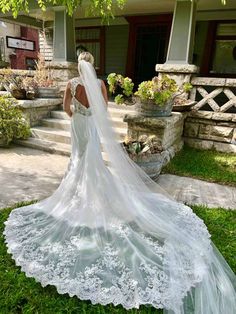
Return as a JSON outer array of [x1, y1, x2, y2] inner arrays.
[[70, 77, 81, 83]]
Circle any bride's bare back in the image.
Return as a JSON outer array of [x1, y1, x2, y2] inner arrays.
[[63, 78, 108, 117]]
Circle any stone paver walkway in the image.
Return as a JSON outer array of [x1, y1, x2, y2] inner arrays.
[[0, 145, 235, 209]]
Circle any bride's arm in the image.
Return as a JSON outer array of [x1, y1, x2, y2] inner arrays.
[[63, 82, 73, 117], [101, 80, 108, 108]]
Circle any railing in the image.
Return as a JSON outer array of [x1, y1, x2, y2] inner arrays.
[[190, 77, 236, 113]]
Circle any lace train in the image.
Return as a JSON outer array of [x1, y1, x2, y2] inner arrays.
[[3, 64, 236, 314]]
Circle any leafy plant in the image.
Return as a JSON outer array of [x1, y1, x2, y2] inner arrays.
[[107, 73, 134, 104], [135, 75, 179, 106], [124, 135, 162, 156], [0, 96, 31, 145], [107, 73, 192, 106], [0, 0, 127, 23]]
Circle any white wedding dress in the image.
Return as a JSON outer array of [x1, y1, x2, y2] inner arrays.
[[3, 61, 236, 314]]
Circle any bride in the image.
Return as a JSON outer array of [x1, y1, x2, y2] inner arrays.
[[3, 52, 236, 314]]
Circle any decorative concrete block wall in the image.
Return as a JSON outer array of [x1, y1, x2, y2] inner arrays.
[[184, 111, 236, 153]]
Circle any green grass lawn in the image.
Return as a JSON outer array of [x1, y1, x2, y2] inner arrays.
[[162, 145, 236, 186], [0, 202, 235, 314]]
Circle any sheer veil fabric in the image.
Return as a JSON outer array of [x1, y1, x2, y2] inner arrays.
[[3, 60, 236, 314]]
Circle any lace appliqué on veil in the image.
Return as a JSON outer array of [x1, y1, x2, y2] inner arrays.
[[4, 204, 212, 312]]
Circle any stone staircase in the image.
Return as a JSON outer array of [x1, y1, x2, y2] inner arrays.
[[16, 102, 135, 157]]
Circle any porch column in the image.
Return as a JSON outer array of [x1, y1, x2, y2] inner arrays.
[[53, 8, 76, 62], [166, 0, 197, 64], [156, 0, 199, 89], [49, 8, 78, 91]]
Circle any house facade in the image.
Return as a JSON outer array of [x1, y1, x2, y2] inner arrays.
[[0, 20, 39, 69], [0, 0, 235, 82]]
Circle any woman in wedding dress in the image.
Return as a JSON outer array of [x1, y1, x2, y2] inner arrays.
[[3, 52, 236, 314]]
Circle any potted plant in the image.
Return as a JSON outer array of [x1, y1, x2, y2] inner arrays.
[[34, 53, 60, 98], [172, 95, 196, 112], [123, 135, 163, 179], [0, 69, 37, 100], [107, 73, 135, 105], [22, 76, 38, 100], [0, 96, 31, 147], [0, 69, 26, 99], [134, 76, 193, 117], [107, 73, 192, 117]]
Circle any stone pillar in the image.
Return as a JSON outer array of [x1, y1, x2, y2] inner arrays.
[[123, 112, 185, 179], [156, 0, 199, 90], [166, 0, 197, 65], [53, 8, 76, 62], [49, 8, 78, 91]]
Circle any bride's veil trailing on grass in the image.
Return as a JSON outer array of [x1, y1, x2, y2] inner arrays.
[[3, 60, 236, 314], [78, 60, 236, 314]]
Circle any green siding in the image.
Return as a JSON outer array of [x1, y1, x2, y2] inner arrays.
[[105, 25, 129, 76]]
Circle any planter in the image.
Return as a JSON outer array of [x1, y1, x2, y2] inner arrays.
[[128, 152, 164, 180], [37, 87, 60, 98], [172, 100, 196, 112], [26, 90, 36, 100], [10, 88, 26, 100], [135, 98, 173, 117]]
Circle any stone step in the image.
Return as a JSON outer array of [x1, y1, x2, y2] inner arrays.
[[15, 138, 71, 156], [31, 127, 71, 144], [45, 115, 126, 130], [42, 118, 71, 131], [51, 106, 134, 120], [51, 110, 70, 120], [15, 137, 109, 164], [31, 125, 127, 144]]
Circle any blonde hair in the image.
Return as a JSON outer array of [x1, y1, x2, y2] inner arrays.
[[78, 52, 94, 75], [78, 51, 94, 65]]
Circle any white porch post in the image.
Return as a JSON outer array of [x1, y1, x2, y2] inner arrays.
[[156, 0, 199, 88], [166, 0, 197, 64], [49, 8, 78, 91], [53, 7, 76, 62]]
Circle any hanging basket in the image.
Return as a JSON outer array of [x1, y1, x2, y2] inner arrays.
[[135, 98, 173, 117]]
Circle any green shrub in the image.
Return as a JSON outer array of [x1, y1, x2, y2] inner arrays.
[[0, 96, 30, 145]]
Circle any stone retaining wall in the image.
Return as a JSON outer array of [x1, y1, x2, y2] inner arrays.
[[124, 112, 185, 178], [184, 111, 236, 153], [17, 98, 63, 126]]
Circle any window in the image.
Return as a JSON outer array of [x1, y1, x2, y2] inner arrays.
[[75, 27, 105, 75], [25, 57, 36, 70], [211, 23, 236, 75]]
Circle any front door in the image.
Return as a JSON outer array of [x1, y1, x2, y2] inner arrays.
[[126, 15, 172, 87]]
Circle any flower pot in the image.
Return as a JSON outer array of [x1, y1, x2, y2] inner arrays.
[[135, 98, 173, 117], [172, 100, 197, 112], [37, 87, 60, 98], [128, 152, 164, 180], [26, 90, 36, 100], [10, 88, 26, 100]]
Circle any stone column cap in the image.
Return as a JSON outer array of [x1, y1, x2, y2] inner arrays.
[[47, 61, 78, 69], [156, 63, 199, 74]]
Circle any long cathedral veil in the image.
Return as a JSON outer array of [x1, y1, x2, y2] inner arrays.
[[3, 60, 236, 314], [78, 60, 236, 314]]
